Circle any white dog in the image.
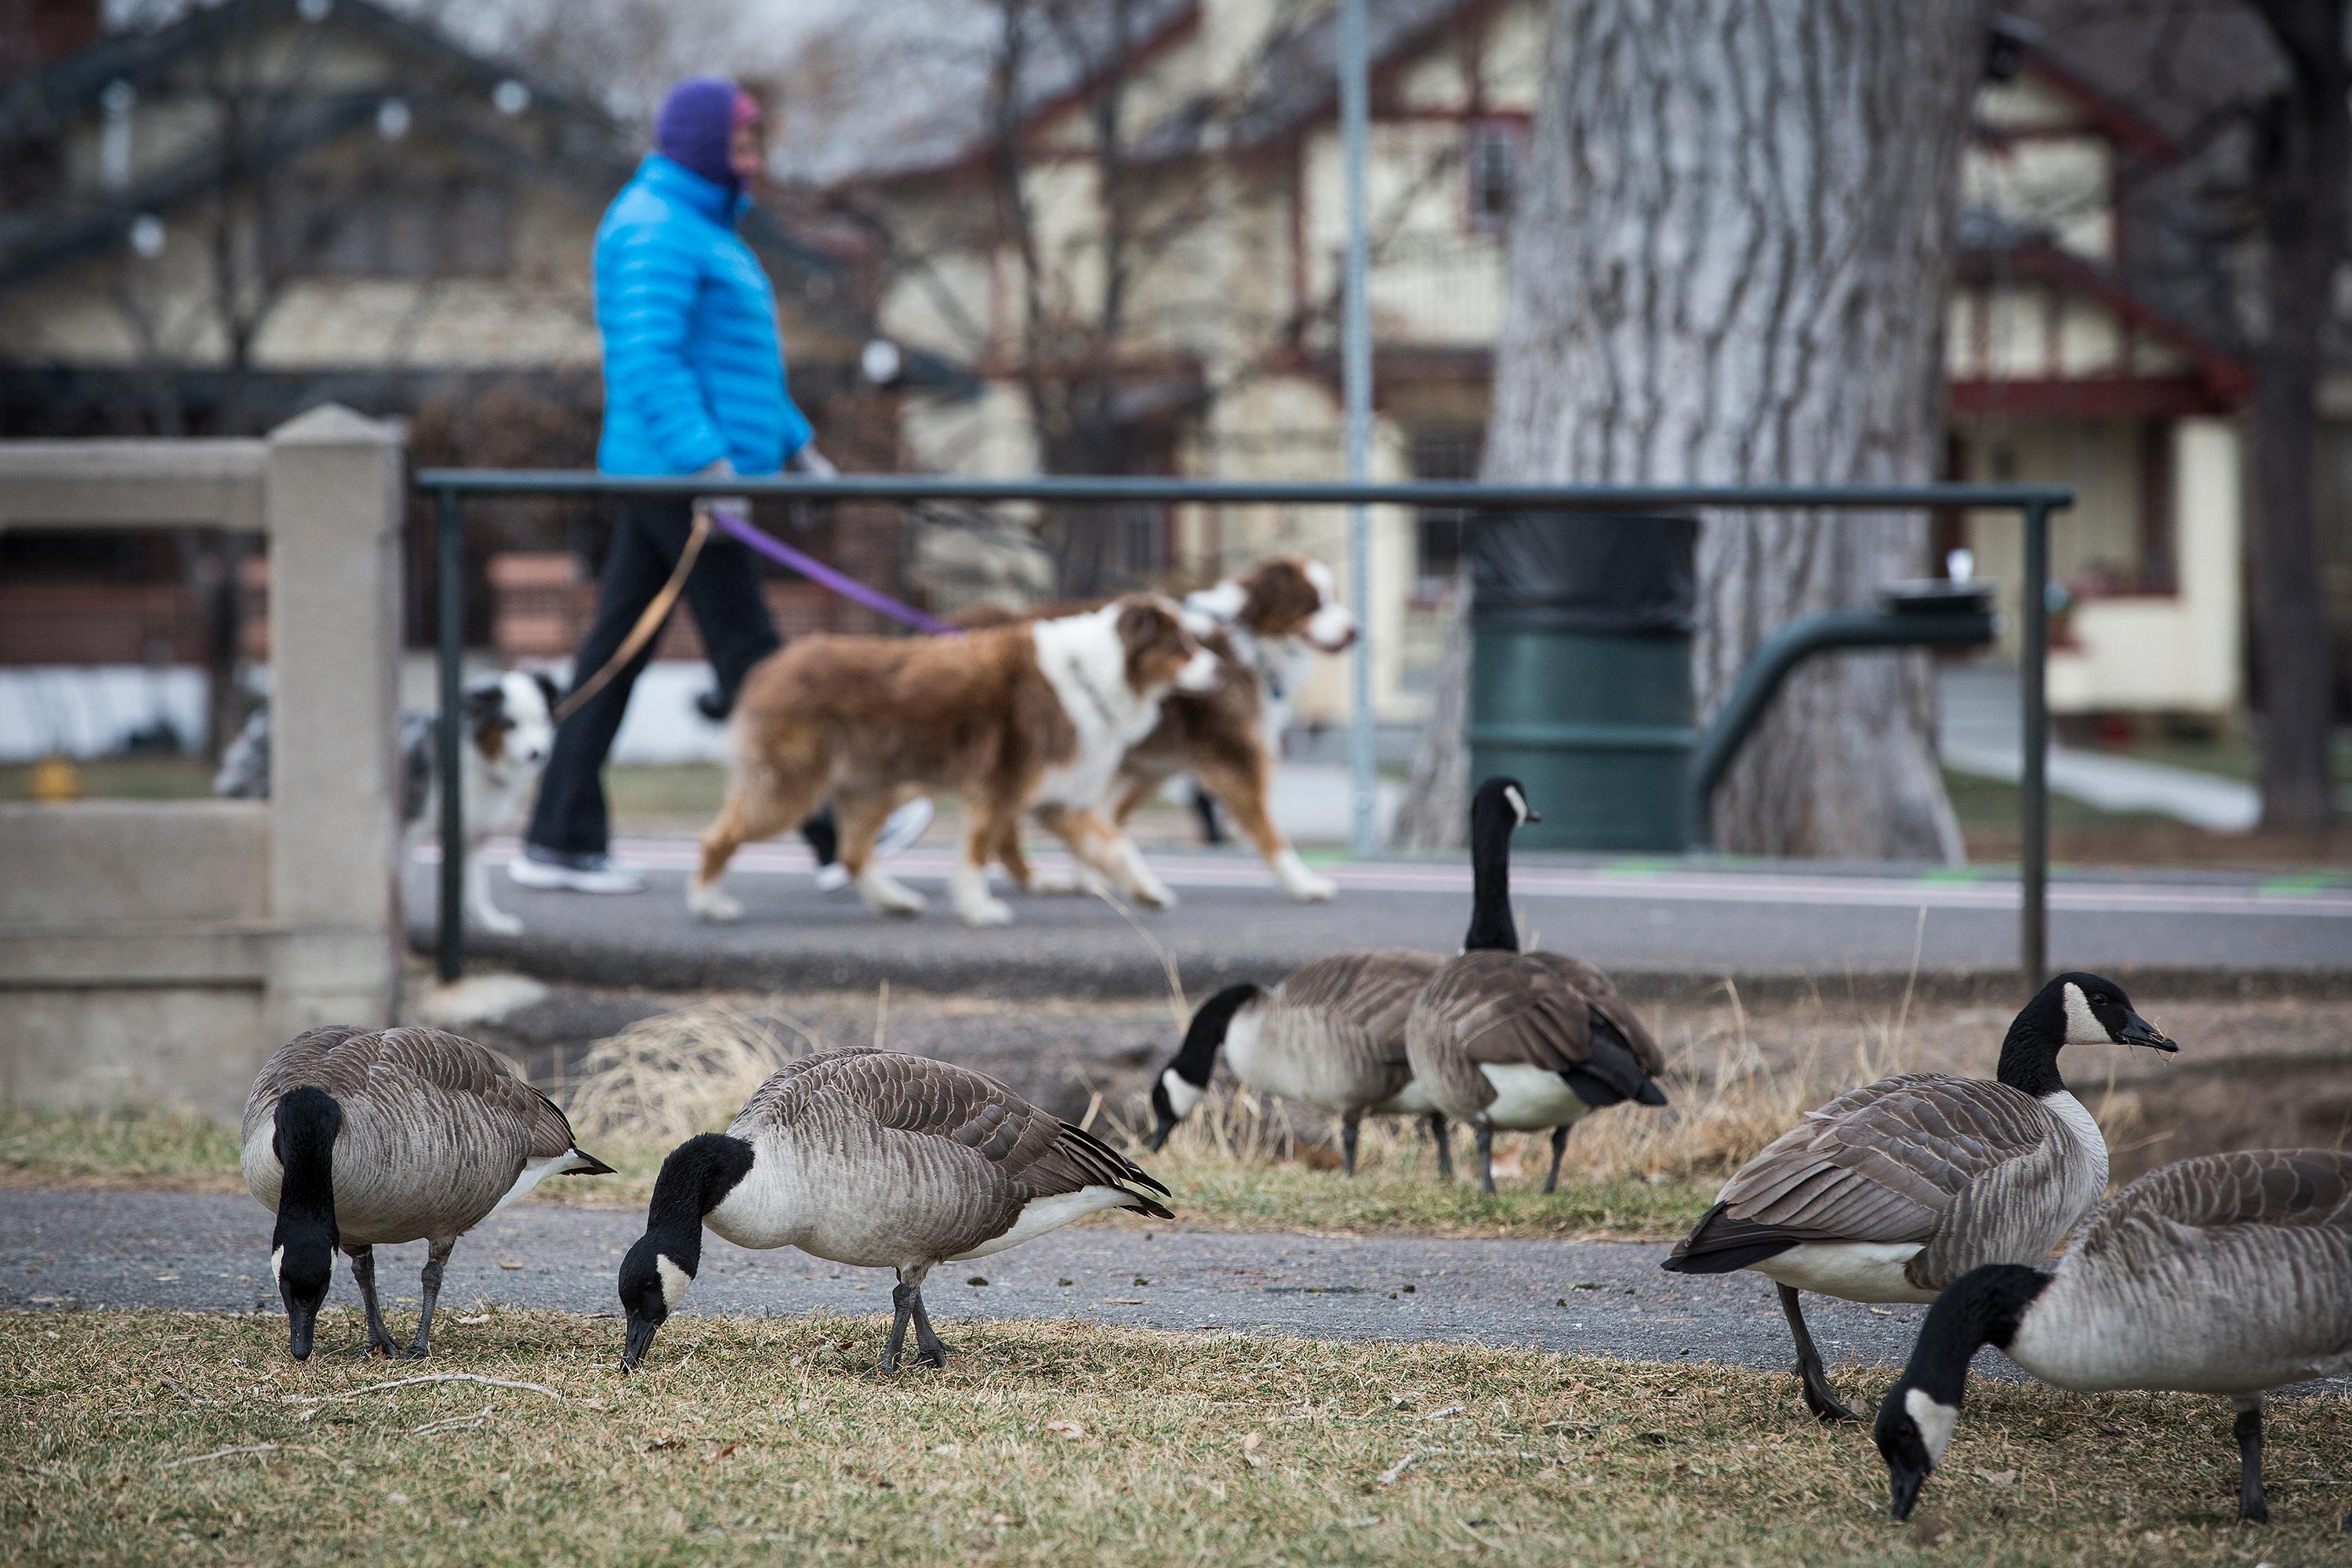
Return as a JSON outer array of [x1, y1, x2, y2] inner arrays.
[[218, 670, 557, 937]]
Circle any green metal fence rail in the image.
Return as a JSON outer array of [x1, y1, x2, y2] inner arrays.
[[416, 470, 2074, 989]]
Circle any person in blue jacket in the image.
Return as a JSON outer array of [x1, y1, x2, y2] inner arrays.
[[515, 77, 927, 895]]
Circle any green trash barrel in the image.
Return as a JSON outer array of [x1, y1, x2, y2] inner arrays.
[[1466, 512, 1697, 852]]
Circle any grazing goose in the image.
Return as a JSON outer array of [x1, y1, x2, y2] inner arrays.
[[1404, 776, 1669, 1195], [1662, 972, 2177, 1421], [242, 1024, 613, 1360], [619, 1047, 1174, 1373], [1145, 949, 1450, 1176], [1875, 1148, 2352, 1523]]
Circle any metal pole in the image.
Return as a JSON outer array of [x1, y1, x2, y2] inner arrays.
[[436, 488, 466, 984], [1339, 0, 1375, 857], [2019, 499, 2050, 989]]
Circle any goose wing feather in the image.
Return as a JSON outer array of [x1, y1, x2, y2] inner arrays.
[[2080, 1148, 2352, 1264], [1672, 1075, 2074, 1276], [1265, 949, 1444, 1102], [1406, 951, 1664, 1116]]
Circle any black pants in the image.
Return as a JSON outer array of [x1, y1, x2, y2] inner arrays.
[[526, 497, 834, 859]]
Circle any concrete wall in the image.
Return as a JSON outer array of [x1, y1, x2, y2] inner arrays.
[[0, 408, 405, 1118]]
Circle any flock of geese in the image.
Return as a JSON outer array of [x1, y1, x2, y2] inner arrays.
[[239, 775, 2352, 1526]]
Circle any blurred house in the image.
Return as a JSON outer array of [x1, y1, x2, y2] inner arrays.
[[832, 1, 2263, 729], [0, 0, 948, 759]]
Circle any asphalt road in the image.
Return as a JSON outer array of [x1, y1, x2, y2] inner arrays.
[[9, 1190, 2347, 1406], [414, 839, 2352, 1000], [1, 1189, 1920, 1377]]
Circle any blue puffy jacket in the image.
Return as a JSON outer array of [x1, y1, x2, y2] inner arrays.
[[593, 154, 813, 476]]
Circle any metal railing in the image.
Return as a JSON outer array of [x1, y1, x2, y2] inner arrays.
[[416, 469, 2074, 989]]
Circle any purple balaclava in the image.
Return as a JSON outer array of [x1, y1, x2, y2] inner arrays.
[[655, 75, 750, 191]]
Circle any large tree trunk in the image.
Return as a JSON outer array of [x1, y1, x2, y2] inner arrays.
[[2247, 0, 2347, 832], [1396, 0, 1985, 858]]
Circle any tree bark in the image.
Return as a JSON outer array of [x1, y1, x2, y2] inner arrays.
[[2246, 0, 2347, 832], [1397, 0, 1986, 858]]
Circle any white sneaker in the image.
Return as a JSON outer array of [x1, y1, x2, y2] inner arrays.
[[875, 796, 935, 858], [507, 847, 648, 894], [811, 797, 933, 891]]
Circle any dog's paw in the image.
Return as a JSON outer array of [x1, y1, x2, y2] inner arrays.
[[858, 874, 927, 917], [1025, 867, 1087, 896], [1129, 876, 1178, 911], [688, 884, 744, 924], [475, 909, 526, 937], [956, 895, 1015, 928], [1273, 851, 1338, 903]]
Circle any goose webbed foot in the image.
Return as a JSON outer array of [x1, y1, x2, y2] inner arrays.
[[339, 1334, 399, 1359], [1777, 1283, 1859, 1423], [2234, 1404, 2268, 1523]]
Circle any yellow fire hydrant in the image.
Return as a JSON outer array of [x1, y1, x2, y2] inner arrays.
[[26, 753, 83, 801]]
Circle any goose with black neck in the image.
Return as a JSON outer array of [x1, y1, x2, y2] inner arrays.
[[1875, 1148, 2352, 1525], [1404, 777, 1670, 1195], [242, 1025, 613, 1361], [619, 1047, 1173, 1374], [1664, 971, 2178, 1422]]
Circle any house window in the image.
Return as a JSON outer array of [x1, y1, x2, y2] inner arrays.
[[1410, 426, 1482, 604], [270, 174, 513, 279], [1465, 121, 1525, 233]]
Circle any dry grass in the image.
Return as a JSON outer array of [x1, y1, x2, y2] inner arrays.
[[0, 1107, 243, 1192], [5, 1308, 2346, 1566]]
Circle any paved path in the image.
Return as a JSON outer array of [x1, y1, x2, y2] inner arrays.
[[413, 840, 2352, 1000], [9, 1191, 2346, 1404], [0, 1189, 1917, 1376]]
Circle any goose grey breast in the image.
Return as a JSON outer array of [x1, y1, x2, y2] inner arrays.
[[241, 1025, 590, 1243], [2012, 1147, 2352, 1395], [1232, 948, 1444, 1112], [707, 1047, 1171, 1269]]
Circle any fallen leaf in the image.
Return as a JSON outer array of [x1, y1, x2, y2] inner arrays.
[[1241, 1431, 1265, 1469], [710, 1443, 742, 1462], [1973, 1468, 2016, 1488], [967, 1276, 989, 1287], [1045, 1421, 1085, 1439], [645, 1436, 681, 1452], [456, 1313, 492, 1326], [1132, 1276, 1150, 1287], [1055, 1278, 1074, 1287], [1102, 1297, 1146, 1305], [495, 1261, 523, 1271]]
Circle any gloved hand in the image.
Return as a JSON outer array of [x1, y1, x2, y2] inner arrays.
[[791, 445, 839, 479], [692, 458, 751, 530]]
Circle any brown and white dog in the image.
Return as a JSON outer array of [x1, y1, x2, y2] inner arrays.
[[690, 593, 1219, 927], [960, 554, 1357, 904]]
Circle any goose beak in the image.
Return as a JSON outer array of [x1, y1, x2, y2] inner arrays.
[[286, 1301, 318, 1363], [621, 1312, 662, 1373], [1145, 1113, 1178, 1153], [1888, 1463, 1926, 1520], [2118, 1012, 2176, 1052]]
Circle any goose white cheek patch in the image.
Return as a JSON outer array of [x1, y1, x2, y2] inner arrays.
[[1160, 1069, 1204, 1121], [2062, 982, 2100, 1044], [655, 1254, 693, 1312], [270, 1246, 285, 1286], [1905, 1388, 1959, 1466]]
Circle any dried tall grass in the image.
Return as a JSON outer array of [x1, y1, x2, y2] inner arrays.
[[560, 1000, 823, 1147]]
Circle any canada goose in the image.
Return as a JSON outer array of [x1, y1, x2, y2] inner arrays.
[[1662, 972, 2178, 1422], [1145, 949, 1450, 1176], [242, 1024, 614, 1360], [618, 1047, 1174, 1373], [1403, 776, 1669, 1195], [1875, 1148, 2352, 1523]]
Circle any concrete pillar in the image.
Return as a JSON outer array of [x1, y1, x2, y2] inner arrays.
[[2174, 418, 2243, 714], [262, 405, 405, 1043]]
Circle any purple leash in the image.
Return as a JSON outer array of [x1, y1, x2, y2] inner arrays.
[[702, 504, 958, 636]]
